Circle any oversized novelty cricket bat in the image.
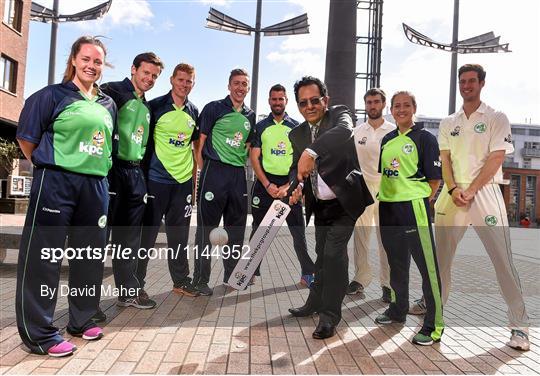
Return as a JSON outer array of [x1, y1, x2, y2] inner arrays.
[[228, 179, 302, 290]]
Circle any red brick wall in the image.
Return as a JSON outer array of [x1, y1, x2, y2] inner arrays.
[[502, 167, 540, 224], [0, 0, 31, 123]]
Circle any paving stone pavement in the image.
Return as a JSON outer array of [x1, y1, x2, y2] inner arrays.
[[0, 222, 538, 375]]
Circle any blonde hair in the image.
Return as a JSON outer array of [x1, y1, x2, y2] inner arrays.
[[172, 63, 195, 78], [62, 36, 108, 83]]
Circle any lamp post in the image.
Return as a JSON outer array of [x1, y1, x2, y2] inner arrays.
[[402, 0, 510, 115], [30, 0, 113, 85]]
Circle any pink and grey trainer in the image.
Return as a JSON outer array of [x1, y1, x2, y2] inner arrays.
[[47, 341, 77, 357], [81, 327, 103, 340]]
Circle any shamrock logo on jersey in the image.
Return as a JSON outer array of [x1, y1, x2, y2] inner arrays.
[[98, 215, 107, 228], [358, 136, 367, 145], [485, 215, 498, 226], [188, 119, 195, 129], [402, 143, 414, 154], [505, 134, 513, 144], [474, 122, 487, 133], [244, 121, 251, 131]]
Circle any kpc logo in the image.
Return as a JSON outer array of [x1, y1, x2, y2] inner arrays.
[[270, 141, 287, 156], [382, 157, 400, 178], [226, 131, 243, 147], [79, 130, 105, 156], [169, 132, 187, 147]]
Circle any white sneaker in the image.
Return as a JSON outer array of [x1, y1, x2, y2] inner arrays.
[[506, 329, 530, 351], [408, 298, 426, 315]]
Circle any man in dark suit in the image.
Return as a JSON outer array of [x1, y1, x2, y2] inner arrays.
[[285, 76, 373, 339]]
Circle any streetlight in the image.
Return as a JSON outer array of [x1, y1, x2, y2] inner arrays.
[[402, 0, 510, 114], [206, 0, 309, 114], [30, 0, 113, 85]]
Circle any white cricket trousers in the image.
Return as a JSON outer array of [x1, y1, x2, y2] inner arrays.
[[434, 183, 529, 329], [352, 178, 390, 288]]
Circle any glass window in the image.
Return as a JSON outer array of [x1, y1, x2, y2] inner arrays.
[[525, 176, 536, 220], [523, 158, 531, 169], [3, 0, 22, 31], [508, 175, 521, 223], [0, 55, 17, 93], [530, 129, 540, 137], [513, 128, 526, 135], [524, 141, 540, 149]]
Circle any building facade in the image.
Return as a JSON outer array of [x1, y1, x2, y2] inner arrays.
[[1, 0, 31, 142]]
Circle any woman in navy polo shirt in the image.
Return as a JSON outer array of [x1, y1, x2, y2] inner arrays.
[[15, 36, 116, 357]]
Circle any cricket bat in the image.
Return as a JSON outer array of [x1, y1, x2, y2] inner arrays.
[[227, 178, 302, 290]]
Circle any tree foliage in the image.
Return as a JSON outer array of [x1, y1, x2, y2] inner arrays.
[[0, 138, 22, 174]]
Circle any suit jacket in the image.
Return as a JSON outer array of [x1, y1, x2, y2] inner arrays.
[[289, 105, 374, 224]]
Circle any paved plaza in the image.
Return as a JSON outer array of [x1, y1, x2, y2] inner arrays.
[[0, 214, 539, 374]]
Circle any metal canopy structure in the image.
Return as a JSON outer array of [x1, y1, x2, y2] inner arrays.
[[403, 23, 511, 54], [206, 8, 252, 35], [355, 0, 383, 118], [206, 8, 308, 37], [30, 0, 113, 85], [30, 0, 112, 23], [205, 1, 309, 113], [402, 0, 510, 114]]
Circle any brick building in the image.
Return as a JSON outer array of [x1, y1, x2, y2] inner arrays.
[[1, 0, 31, 142]]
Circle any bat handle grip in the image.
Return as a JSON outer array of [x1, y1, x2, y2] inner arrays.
[[282, 177, 304, 203]]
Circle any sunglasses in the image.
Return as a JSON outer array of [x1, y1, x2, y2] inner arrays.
[[298, 96, 325, 108]]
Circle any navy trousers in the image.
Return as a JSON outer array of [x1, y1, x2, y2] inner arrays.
[[250, 174, 314, 276], [16, 168, 108, 354], [107, 163, 147, 298], [193, 160, 248, 285], [137, 178, 193, 288]]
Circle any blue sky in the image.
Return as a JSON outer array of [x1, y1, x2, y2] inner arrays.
[[25, 0, 539, 124]]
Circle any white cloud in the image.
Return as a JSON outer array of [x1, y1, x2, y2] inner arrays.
[[198, 0, 233, 7], [267, 50, 323, 75], [32, 0, 154, 31], [266, 0, 539, 122], [263, 0, 329, 79]]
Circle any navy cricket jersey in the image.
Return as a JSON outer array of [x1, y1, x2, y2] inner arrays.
[[198, 96, 255, 167], [17, 81, 116, 177], [100, 78, 151, 162], [378, 123, 441, 202], [145, 91, 199, 184], [251, 113, 299, 176]]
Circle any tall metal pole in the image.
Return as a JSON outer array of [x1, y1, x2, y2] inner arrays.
[[47, 0, 59, 85], [250, 0, 262, 114], [324, 0, 357, 114], [448, 0, 459, 114]]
